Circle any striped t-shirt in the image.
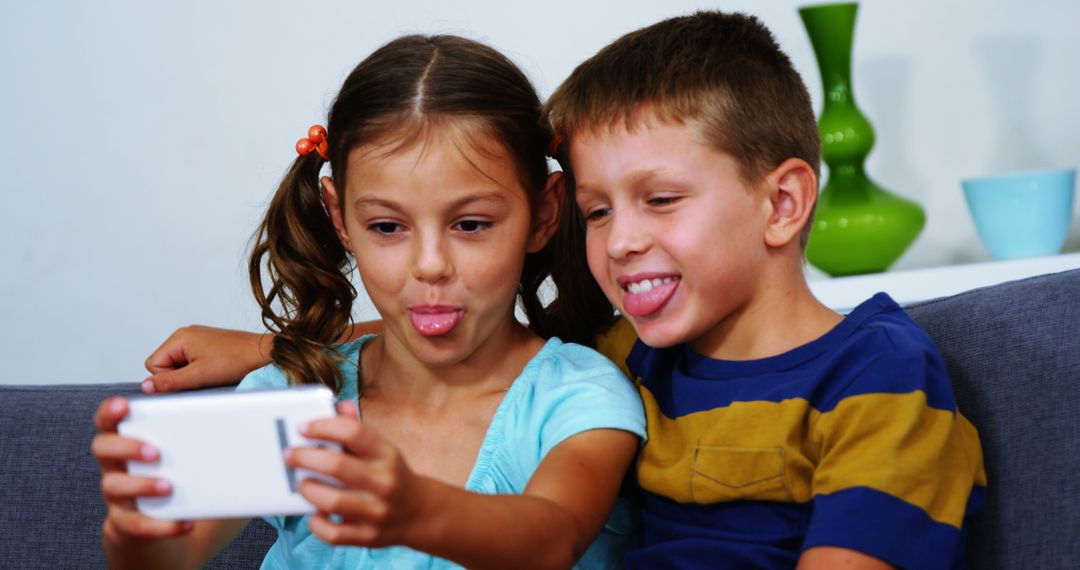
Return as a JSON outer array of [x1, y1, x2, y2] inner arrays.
[[620, 293, 986, 569]]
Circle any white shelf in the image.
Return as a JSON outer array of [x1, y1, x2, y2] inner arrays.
[[808, 252, 1080, 312]]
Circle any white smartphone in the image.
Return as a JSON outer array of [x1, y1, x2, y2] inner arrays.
[[118, 386, 341, 520]]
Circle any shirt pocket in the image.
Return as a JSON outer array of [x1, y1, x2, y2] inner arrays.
[[690, 444, 793, 504]]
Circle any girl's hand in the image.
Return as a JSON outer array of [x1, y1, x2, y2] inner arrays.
[[91, 397, 194, 541], [143, 326, 271, 394], [286, 402, 427, 548]]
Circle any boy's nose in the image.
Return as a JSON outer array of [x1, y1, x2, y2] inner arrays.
[[411, 233, 454, 283], [606, 210, 649, 260]]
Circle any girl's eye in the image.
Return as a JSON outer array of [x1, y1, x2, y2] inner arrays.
[[369, 222, 404, 235], [583, 207, 611, 222], [454, 220, 493, 233]]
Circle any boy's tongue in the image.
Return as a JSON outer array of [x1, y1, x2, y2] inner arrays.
[[409, 308, 462, 336], [622, 280, 679, 318]]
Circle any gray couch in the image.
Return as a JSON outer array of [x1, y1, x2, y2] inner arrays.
[[2, 269, 1078, 569]]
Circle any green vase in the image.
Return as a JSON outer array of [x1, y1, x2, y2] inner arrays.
[[799, 2, 925, 276]]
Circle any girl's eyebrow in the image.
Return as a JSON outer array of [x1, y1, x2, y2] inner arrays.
[[447, 191, 510, 210], [353, 191, 510, 213]]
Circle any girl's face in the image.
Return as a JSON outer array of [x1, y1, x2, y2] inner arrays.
[[324, 127, 560, 368]]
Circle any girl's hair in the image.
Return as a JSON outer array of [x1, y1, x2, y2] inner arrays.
[[249, 35, 615, 390]]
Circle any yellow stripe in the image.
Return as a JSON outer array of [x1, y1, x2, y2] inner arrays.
[[595, 316, 637, 380], [636, 385, 986, 528], [813, 392, 985, 527]]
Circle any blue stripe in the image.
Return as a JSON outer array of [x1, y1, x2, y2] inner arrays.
[[966, 484, 987, 517], [628, 494, 810, 569], [629, 294, 958, 419], [806, 487, 967, 570], [629, 487, 979, 569]]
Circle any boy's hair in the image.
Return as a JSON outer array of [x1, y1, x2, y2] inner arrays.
[[250, 35, 615, 390], [546, 11, 821, 246]]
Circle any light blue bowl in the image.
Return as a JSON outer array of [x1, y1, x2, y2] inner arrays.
[[962, 168, 1076, 260]]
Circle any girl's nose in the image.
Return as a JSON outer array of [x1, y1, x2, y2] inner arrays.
[[411, 232, 454, 283]]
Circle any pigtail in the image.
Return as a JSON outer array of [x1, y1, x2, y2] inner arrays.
[[248, 153, 355, 390], [518, 140, 617, 348], [544, 160, 618, 347]]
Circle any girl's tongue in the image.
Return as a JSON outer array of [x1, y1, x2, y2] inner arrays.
[[409, 308, 462, 336]]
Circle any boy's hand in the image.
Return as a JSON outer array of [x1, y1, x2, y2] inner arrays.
[[285, 402, 428, 548], [143, 326, 270, 393], [92, 397, 194, 541]]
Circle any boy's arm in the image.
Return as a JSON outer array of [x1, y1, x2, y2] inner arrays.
[[143, 321, 384, 393], [798, 547, 893, 569], [801, 349, 985, 568]]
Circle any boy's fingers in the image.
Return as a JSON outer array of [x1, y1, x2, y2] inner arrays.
[[144, 333, 190, 374], [143, 366, 203, 394], [93, 397, 128, 431]]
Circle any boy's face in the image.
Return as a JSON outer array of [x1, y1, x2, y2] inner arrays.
[[571, 118, 772, 352]]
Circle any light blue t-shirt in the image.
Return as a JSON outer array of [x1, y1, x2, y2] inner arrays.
[[237, 335, 646, 569]]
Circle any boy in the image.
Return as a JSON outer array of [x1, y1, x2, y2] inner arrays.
[[545, 11, 985, 569], [144, 10, 985, 569]]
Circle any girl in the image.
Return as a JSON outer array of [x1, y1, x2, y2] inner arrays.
[[93, 34, 644, 569]]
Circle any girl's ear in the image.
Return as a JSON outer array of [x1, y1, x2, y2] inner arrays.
[[321, 176, 353, 252], [527, 171, 565, 253], [763, 158, 818, 249]]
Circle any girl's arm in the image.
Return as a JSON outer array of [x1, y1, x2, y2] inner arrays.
[[143, 322, 383, 393], [290, 403, 639, 569], [93, 396, 250, 569]]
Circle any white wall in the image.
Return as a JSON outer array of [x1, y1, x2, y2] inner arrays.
[[2, 0, 1078, 384]]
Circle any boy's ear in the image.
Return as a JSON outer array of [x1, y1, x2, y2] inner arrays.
[[321, 176, 353, 252], [762, 158, 817, 248], [527, 171, 565, 253]]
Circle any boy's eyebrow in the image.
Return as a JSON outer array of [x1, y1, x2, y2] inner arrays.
[[352, 191, 510, 212], [576, 168, 686, 194]]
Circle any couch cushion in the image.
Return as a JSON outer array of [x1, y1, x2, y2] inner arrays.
[[906, 268, 1080, 569], [0, 383, 274, 569]]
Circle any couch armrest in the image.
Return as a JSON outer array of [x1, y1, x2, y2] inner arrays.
[[905, 268, 1080, 568]]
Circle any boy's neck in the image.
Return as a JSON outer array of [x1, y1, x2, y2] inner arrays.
[[688, 262, 841, 362]]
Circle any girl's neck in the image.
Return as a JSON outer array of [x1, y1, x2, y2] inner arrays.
[[360, 316, 545, 405]]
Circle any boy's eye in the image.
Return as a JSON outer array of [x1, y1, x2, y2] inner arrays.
[[454, 219, 493, 233], [369, 222, 404, 235], [648, 196, 680, 207]]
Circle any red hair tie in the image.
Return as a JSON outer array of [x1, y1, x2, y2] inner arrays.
[[547, 133, 562, 158], [295, 125, 329, 161]]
